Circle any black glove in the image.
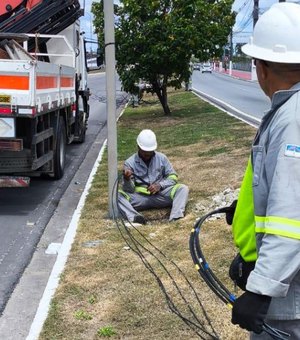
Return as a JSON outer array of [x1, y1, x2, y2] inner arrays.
[[232, 291, 271, 334], [229, 253, 256, 291], [225, 200, 237, 225]]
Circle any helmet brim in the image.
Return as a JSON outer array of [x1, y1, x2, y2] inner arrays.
[[242, 43, 300, 64], [137, 143, 157, 152]]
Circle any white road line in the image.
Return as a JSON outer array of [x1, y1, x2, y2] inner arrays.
[[193, 88, 261, 128]]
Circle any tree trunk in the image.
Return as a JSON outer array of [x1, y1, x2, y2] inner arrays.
[[152, 81, 171, 115], [161, 85, 171, 115]]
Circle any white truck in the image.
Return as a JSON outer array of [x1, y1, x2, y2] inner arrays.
[[0, 0, 90, 187]]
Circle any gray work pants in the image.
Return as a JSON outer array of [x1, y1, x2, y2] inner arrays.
[[250, 319, 300, 340], [118, 184, 189, 222]]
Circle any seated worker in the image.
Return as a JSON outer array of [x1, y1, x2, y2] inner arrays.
[[118, 129, 189, 224]]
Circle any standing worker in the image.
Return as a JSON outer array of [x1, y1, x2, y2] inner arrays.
[[118, 129, 189, 224], [229, 3, 300, 339]]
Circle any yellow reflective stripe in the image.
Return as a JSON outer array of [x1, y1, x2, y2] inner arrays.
[[255, 215, 300, 239], [167, 174, 178, 182], [118, 189, 130, 201], [135, 186, 150, 195], [170, 184, 181, 200]]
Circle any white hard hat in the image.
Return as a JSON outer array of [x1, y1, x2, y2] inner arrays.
[[242, 2, 300, 63], [136, 129, 157, 151]]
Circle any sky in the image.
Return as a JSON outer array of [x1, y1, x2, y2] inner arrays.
[[232, 0, 300, 44], [80, 0, 96, 41]]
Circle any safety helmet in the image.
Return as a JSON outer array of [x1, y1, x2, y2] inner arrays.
[[136, 129, 157, 151], [242, 2, 300, 63]]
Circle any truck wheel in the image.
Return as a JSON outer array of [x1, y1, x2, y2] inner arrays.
[[53, 117, 66, 179], [77, 110, 86, 143]]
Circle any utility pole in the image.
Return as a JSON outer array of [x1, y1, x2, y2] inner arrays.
[[251, 0, 259, 81], [229, 30, 233, 60], [253, 0, 259, 28], [103, 0, 118, 218]]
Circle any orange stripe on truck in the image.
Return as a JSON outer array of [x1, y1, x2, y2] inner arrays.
[[0, 75, 29, 90], [0, 75, 74, 90], [61, 77, 74, 87], [36, 76, 58, 89]]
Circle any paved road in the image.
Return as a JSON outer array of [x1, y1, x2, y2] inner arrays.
[[0, 72, 127, 339], [192, 70, 270, 121]]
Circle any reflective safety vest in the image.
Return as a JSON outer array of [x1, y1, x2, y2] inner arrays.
[[232, 158, 257, 262], [134, 174, 180, 199]]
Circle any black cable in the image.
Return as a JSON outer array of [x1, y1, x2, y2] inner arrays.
[[189, 208, 290, 340], [113, 175, 219, 339], [114, 209, 213, 338], [191, 208, 236, 304], [114, 185, 218, 338], [132, 173, 150, 186]]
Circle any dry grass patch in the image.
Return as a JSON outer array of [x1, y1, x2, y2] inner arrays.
[[40, 90, 255, 340]]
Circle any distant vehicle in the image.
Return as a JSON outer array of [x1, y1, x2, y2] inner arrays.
[[193, 63, 201, 71], [202, 63, 212, 73]]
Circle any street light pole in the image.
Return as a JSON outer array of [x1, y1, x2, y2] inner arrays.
[[103, 0, 118, 218]]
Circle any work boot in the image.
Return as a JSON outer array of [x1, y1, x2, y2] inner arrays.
[[133, 215, 146, 225]]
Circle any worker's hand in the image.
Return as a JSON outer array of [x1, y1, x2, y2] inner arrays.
[[123, 168, 133, 181], [229, 253, 256, 291], [232, 291, 271, 334], [148, 183, 161, 194], [225, 200, 237, 225]]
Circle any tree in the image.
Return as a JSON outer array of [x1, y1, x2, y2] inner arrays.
[[92, 0, 235, 115]]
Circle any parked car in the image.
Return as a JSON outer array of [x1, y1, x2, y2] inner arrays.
[[202, 63, 212, 73]]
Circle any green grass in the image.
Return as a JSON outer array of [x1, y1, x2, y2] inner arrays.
[[74, 310, 93, 321], [97, 326, 117, 337], [118, 90, 253, 161]]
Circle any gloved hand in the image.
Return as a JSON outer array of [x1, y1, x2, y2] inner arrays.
[[229, 253, 256, 291], [232, 291, 271, 334], [225, 200, 237, 225]]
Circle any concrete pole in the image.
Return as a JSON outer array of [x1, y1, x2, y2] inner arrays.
[[253, 0, 259, 28], [251, 0, 259, 81], [103, 0, 118, 218]]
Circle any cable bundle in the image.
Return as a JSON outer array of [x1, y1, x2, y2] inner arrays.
[[189, 208, 290, 340]]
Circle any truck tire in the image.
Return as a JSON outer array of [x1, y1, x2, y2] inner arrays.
[[53, 117, 66, 179], [77, 110, 86, 143]]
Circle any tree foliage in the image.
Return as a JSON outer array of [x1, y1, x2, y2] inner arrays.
[[92, 0, 235, 115]]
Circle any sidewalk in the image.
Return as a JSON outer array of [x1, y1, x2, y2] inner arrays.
[[216, 68, 252, 81]]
